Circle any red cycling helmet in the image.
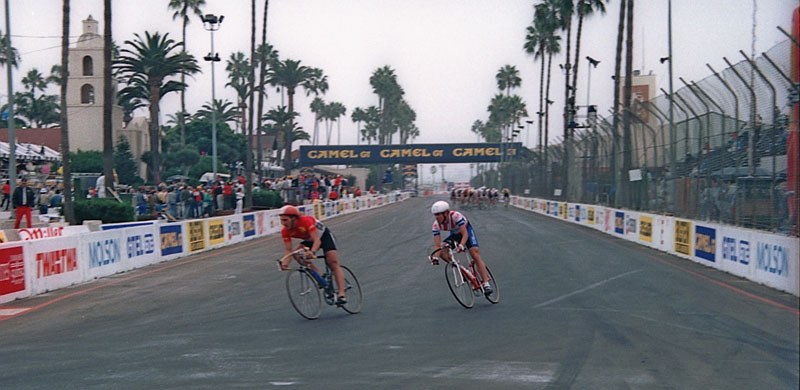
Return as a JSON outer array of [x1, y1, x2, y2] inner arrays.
[[279, 205, 300, 217]]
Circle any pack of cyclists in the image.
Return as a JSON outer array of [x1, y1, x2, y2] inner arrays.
[[449, 186, 508, 209]]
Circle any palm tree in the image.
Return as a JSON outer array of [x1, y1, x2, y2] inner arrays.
[[621, 0, 635, 207], [46, 64, 63, 85], [168, 0, 206, 146], [22, 69, 47, 102], [245, 0, 256, 208], [254, 1, 275, 180], [267, 58, 320, 168], [495, 65, 521, 96], [571, 0, 607, 102], [301, 67, 329, 146], [369, 65, 403, 144], [59, 0, 75, 223], [263, 105, 297, 165], [326, 101, 346, 145], [289, 122, 310, 144], [351, 107, 366, 145], [226, 51, 252, 133], [0, 29, 19, 69], [361, 106, 380, 145], [115, 31, 199, 184], [103, 0, 114, 199], [524, 23, 545, 153], [612, 0, 626, 205], [320, 102, 333, 145], [195, 98, 239, 125], [394, 99, 417, 144], [117, 83, 145, 125], [534, 1, 562, 193], [303, 67, 329, 97], [310, 97, 325, 145], [471, 120, 485, 142], [7, 91, 59, 127]]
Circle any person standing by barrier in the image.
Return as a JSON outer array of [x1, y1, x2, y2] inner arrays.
[[38, 187, 51, 215], [213, 177, 224, 211], [13, 177, 36, 228], [167, 186, 178, 218], [1, 179, 10, 210], [181, 185, 192, 218], [135, 187, 148, 216], [223, 181, 234, 210]]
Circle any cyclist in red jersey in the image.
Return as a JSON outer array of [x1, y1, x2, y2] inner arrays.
[[430, 200, 492, 295], [278, 205, 347, 305]]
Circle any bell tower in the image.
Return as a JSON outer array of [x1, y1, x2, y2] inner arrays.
[[65, 16, 147, 177], [66, 15, 110, 152]]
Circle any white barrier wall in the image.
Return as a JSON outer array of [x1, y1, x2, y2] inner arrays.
[[510, 196, 800, 297], [0, 194, 407, 304]]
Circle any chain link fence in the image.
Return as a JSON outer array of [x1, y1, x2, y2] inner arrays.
[[481, 39, 798, 236]]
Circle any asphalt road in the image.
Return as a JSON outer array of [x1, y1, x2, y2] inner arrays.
[[1, 196, 798, 389]]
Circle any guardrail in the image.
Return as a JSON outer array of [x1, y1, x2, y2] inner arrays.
[[0, 193, 409, 304], [507, 195, 799, 297]]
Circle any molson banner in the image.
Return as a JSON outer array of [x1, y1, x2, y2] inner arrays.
[[299, 143, 523, 165]]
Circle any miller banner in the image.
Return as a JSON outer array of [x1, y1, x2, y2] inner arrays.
[[299, 143, 523, 165]]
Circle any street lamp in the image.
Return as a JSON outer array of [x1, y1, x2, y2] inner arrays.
[[585, 56, 600, 107], [525, 119, 533, 148], [202, 13, 223, 182]]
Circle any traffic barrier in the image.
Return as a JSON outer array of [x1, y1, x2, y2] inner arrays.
[[510, 196, 800, 297], [0, 194, 408, 304]]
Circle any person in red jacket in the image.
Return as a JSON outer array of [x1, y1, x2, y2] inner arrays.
[[12, 177, 36, 228], [1, 179, 10, 210], [223, 182, 234, 210], [278, 205, 347, 305]]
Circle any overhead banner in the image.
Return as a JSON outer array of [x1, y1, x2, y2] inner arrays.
[[299, 143, 523, 165]]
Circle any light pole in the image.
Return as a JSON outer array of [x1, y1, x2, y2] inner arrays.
[[667, 0, 676, 179], [202, 13, 223, 182], [525, 119, 533, 149], [4, 0, 17, 206], [585, 56, 600, 106]]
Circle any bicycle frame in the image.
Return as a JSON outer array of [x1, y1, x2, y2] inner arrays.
[[277, 247, 363, 318], [429, 244, 483, 292], [277, 249, 335, 297]]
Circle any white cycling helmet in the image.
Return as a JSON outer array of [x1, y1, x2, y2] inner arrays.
[[431, 200, 450, 214]]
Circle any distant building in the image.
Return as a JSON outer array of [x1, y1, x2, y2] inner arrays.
[[66, 15, 148, 177]]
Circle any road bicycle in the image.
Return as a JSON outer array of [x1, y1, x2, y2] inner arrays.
[[277, 248, 362, 320], [428, 242, 499, 308]]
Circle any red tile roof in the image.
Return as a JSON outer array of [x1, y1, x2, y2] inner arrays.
[[0, 128, 62, 151]]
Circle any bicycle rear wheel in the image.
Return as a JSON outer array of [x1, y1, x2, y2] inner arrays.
[[285, 270, 322, 320], [445, 262, 474, 308], [480, 265, 500, 304], [337, 266, 362, 314]]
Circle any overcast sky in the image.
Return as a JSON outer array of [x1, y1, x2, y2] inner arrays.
[[1, 0, 796, 182]]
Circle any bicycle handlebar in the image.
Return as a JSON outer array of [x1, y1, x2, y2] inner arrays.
[[276, 247, 327, 271], [429, 241, 454, 257], [428, 242, 457, 265]]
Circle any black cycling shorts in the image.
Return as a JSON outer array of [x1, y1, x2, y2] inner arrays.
[[301, 227, 337, 253]]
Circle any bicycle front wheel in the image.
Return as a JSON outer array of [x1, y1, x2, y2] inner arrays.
[[337, 266, 362, 314], [445, 262, 474, 308], [285, 270, 322, 320]]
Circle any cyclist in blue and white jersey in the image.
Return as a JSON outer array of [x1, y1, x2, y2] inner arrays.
[[429, 200, 492, 295]]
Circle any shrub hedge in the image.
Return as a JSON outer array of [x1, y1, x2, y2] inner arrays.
[[251, 190, 283, 209], [71, 198, 135, 224]]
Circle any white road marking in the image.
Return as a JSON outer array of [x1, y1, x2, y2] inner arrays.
[[0, 308, 30, 316], [534, 270, 643, 308]]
